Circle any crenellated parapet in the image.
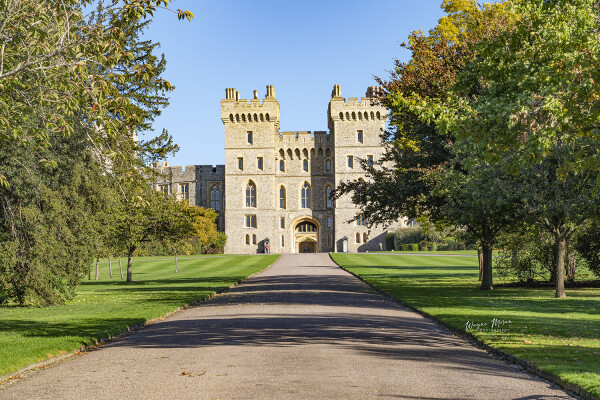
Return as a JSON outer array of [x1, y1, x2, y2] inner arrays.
[[328, 84, 388, 124], [221, 85, 280, 128]]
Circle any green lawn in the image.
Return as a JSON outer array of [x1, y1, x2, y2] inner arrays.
[[0, 254, 278, 377], [331, 253, 600, 398]]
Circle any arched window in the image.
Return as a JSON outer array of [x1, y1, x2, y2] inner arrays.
[[363, 232, 368, 243], [339, 112, 344, 120], [280, 159, 285, 172], [229, 114, 234, 123], [326, 159, 331, 171], [279, 186, 286, 209], [247, 131, 253, 144], [246, 234, 250, 245], [326, 186, 332, 208], [281, 235, 285, 247], [303, 160, 308, 172], [252, 234, 257, 245], [210, 185, 220, 210], [246, 181, 256, 207], [356, 232, 361, 243], [301, 182, 311, 208]]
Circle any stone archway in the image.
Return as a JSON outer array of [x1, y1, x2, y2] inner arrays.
[[293, 218, 319, 253]]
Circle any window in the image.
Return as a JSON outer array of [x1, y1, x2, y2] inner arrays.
[[356, 214, 366, 226], [257, 157, 263, 170], [238, 157, 243, 170], [245, 215, 256, 228], [363, 232, 368, 243], [210, 185, 220, 210], [180, 184, 189, 202], [281, 235, 285, 246], [327, 216, 332, 228], [247, 131, 253, 144], [357, 130, 363, 143], [325, 159, 331, 171], [280, 160, 285, 172], [296, 221, 317, 232], [326, 186, 332, 208], [280, 217, 285, 229], [406, 218, 418, 227], [245, 234, 250, 245], [367, 155, 373, 167], [246, 181, 256, 207], [356, 232, 361, 243], [159, 185, 168, 195], [347, 156, 353, 169], [252, 234, 257, 245], [303, 160, 308, 172], [301, 182, 311, 208], [279, 186, 286, 209]]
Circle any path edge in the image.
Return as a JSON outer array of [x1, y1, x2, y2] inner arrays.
[[0, 255, 281, 387], [328, 253, 597, 400]]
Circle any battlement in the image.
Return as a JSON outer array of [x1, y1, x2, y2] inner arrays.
[[221, 85, 280, 125], [275, 131, 332, 146]]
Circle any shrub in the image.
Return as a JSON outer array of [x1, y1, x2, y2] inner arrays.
[[410, 243, 419, 252], [431, 243, 437, 252], [394, 227, 422, 250], [574, 220, 600, 278], [401, 244, 412, 251], [385, 232, 395, 251]]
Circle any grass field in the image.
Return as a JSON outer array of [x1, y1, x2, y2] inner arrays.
[[331, 253, 600, 398], [0, 254, 278, 377]]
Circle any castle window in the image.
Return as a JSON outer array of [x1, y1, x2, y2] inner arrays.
[[279, 186, 286, 209], [257, 157, 263, 170], [281, 235, 285, 246], [246, 234, 250, 245], [347, 156, 353, 169], [376, 111, 381, 119], [327, 216, 332, 228], [180, 183, 189, 202], [326, 186, 332, 208], [356, 214, 366, 226], [252, 234, 257, 245], [247, 131, 253, 144], [229, 114, 234, 123], [367, 155, 373, 167], [280, 160, 285, 172], [301, 182, 311, 209], [303, 160, 308, 172], [280, 217, 285, 229], [238, 157, 243, 170], [326, 159, 331, 171], [245, 215, 256, 228], [356, 232, 361, 243], [339, 112, 344, 121], [246, 181, 256, 207], [363, 232, 368, 243], [357, 130, 363, 143], [210, 185, 220, 210], [159, 185, 169, 195]]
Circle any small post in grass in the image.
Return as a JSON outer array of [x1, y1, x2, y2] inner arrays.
[[175, 252, 178, 273], [95, 257, 100, 280]]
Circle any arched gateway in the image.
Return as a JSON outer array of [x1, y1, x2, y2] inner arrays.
[[293, 218, 319, 253]]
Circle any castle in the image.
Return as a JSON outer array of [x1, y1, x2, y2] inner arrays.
[[153, 85, 402, 254]]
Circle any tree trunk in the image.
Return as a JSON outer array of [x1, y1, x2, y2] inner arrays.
[[95, 257, 99, 280], [480, 243, 494, 290], [555, 234, 566, 298], [127, 249, 134, 282], [566, 249, 576, 282], [119, 256, 124, 279], [477, 249, 483, 281], [175, 253, 178, 273], [108, 256, 113, 278]]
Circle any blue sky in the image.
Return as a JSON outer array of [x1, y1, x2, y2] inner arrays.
[[142, 0, 447, 166]]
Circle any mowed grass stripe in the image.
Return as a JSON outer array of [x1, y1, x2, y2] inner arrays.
[[331, 253, 600, 398], [0, 254, 279, 377]]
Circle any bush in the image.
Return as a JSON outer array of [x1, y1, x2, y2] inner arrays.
[[431, 243, 437, 252], [410, 243, 419, 252], [385, 232, 395, 251], [401, 244, 412, 251], [394, 227, 422, 250], [574, 220, 600, 278]]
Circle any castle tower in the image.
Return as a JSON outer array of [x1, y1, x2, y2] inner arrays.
[[221, 86, 280, 254], [328, 84, 388, 252]]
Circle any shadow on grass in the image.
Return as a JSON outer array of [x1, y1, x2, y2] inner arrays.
[[0, 318, 147, 339]]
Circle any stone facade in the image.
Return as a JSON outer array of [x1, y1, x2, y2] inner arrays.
[[154, 84, 404, 254]]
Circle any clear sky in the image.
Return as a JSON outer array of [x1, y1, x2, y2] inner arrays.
[[142, 0, 447, 167]]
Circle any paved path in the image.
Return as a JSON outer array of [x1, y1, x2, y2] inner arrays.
[[1, 254, 575, 400]]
